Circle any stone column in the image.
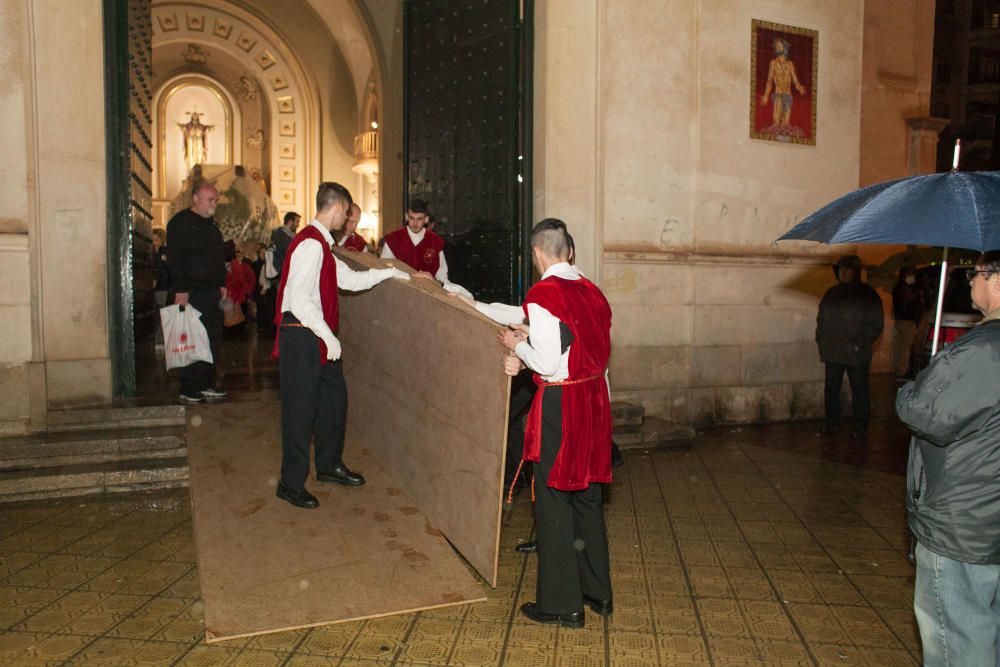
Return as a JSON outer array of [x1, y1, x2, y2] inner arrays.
[[906, 117, 950, 175], [29, 0, 112, 411]]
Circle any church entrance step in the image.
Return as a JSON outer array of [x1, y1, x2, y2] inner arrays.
[[611, 401, 645, 425], [0, 457, 189, 503], [44, 405, 186, 433], [615, 417, 694, 451], [0, 425, 186, 471]]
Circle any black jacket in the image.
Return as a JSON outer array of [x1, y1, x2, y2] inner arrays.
[[815, 281, 884, 365], [166, 209, 226, 293], [897, 318, 1000, 564]]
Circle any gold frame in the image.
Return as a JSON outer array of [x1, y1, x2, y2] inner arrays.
[[749, 19, 818, 146], [156, 76, 234, 197]]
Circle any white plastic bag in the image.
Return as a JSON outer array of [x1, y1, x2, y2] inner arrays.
[[160, 304, 214, 370]]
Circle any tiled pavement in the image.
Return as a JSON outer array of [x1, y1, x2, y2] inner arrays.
[[0, 410, 920, 666]]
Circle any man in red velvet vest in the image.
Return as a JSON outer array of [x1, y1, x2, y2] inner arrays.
[[272, 182, 411, 509], [336, 202, 369, 252], [499, 219, 614, 629], [379, 199, 472, 298]]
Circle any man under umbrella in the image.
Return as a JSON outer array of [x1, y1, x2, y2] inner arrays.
[[896, 251, 1000, 666]]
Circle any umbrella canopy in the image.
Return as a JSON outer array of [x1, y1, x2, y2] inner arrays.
[[778, 171, 1000, 252]]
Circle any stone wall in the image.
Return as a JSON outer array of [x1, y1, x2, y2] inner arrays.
[[0, 0, 111, 432], [534, 0, 934, 426]]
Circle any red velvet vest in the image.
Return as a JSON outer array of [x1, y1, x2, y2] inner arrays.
[[521, 275, 613, 491], [383, 227, 444, 275], [341, 233, 367, 252], [271, 225, 339, 363]]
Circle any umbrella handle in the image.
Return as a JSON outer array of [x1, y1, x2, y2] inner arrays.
[[931, 248, 949, 357]]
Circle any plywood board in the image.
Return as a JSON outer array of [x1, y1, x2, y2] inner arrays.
[[334, 248, 511, 586], [186, 401, 486, 643]]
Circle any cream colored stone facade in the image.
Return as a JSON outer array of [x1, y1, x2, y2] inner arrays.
[[0, 0, 937, 432], [533, 0, 935, 424]]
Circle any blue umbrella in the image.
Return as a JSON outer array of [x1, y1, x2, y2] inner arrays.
[[778, 171, 1000, 251], [777, 169, 1000, 355]]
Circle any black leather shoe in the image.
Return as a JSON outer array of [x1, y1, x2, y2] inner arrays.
[[515, 540, 537, 553], [276, 482, 319, 509], [583, 594, 613, 616], [611, 441, 624, 467], [520, 602, 584, 629], [316, 464, 365, 486]]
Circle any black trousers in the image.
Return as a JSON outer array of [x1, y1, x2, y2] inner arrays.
[[505, 373, 536, 488], [533, 386, 612, 614], [824, 361, 871, 428], [278, 315, 348, 491], [179, 287, 222, 395]]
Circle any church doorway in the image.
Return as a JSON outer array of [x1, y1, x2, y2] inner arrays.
[[104, 0, 384, 400]]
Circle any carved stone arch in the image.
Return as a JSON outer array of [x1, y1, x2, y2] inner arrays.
[[151, 1, 319, 218], [153, 72, 242, 200]]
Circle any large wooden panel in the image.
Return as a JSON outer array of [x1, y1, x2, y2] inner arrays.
[[186, 401, 485, 642], [335, 249, 511, 586]]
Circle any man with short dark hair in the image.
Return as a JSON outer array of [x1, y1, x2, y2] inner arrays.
[[498, 218, 614, 629], [166, 182, 227, 403], [272, 182, 416, 509], [897, 250, 1000, 666], [380, 199, 471, 297]]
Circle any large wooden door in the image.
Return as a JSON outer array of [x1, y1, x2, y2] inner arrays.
[[404, 0, 531, 304], [105, 0, 154, 396]]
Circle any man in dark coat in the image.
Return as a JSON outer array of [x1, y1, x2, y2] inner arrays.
[[815, 255, 884, 436], [896, 250, 1000, 666], [166, 182, 227, 403]]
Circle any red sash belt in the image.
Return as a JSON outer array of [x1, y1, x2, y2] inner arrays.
[[506, 370, 606, 504]]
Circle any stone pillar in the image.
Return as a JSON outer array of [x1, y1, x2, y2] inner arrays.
[[532, 0, 600, 282], [29, 0, 112, 412], [906, 117, 950, 175]]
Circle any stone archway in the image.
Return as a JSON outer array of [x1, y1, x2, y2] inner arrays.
[[151, 1, 319, 220]]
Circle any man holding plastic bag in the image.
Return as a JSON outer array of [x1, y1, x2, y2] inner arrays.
[[166, 182, 228, 403]]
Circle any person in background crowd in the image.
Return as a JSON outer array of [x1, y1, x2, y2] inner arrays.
[[891, 266, 926, 380], [336, 203, 369, 252], [815, 255, 884, 438], [152, 228, 171, 348], [166, 182, 228, 404]]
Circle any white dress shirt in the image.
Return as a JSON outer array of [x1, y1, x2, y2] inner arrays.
[[475, 301, 526, 326], [514, 262, 582, 382], [380, 227, 473, 298], [282, 219, 406, 360]]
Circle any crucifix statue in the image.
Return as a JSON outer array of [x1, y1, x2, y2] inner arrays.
[[177, 111, 214, 173]]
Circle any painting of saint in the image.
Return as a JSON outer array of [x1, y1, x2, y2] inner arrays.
[[750, 20, 817, 145]]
